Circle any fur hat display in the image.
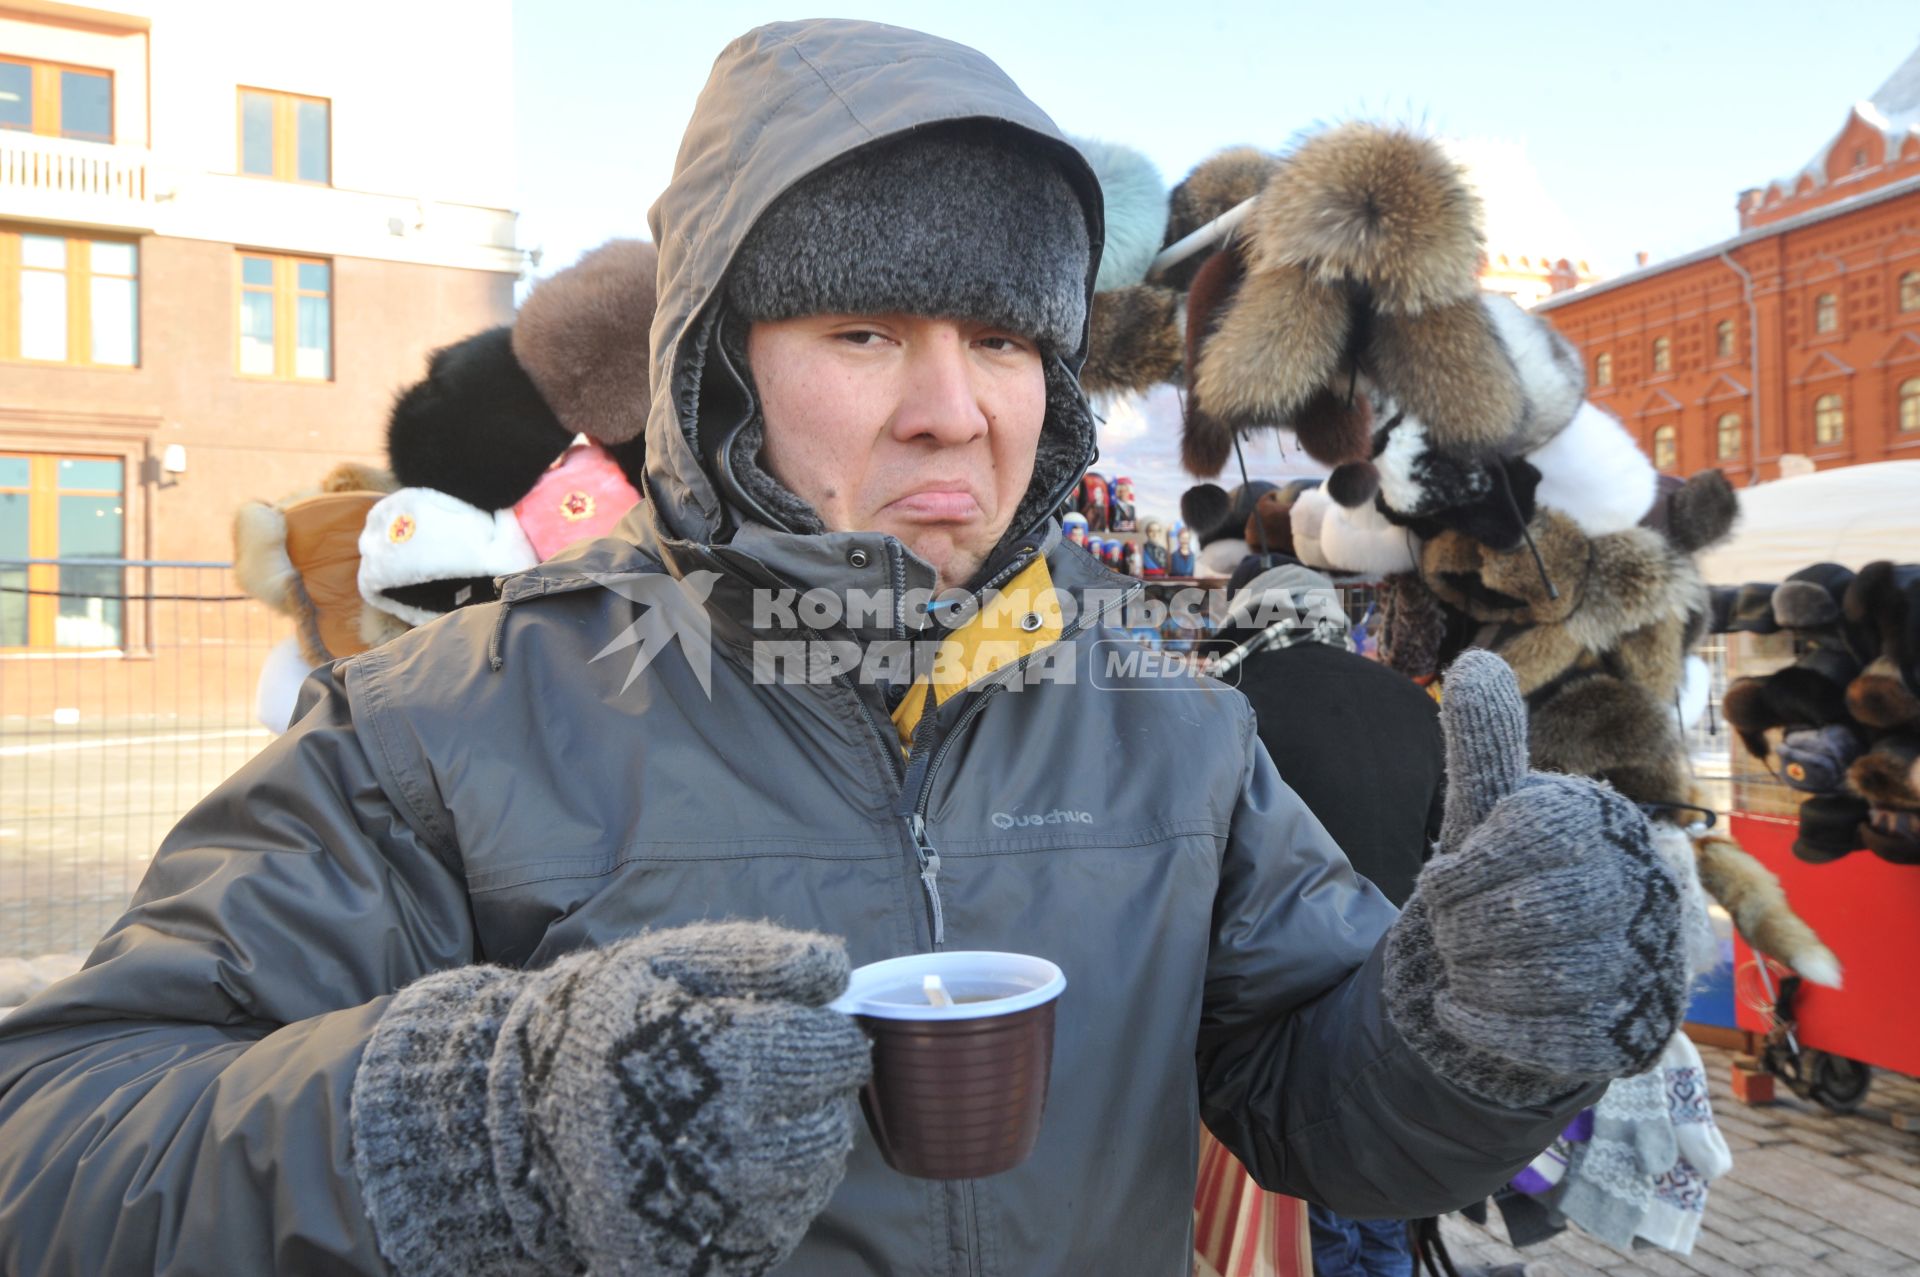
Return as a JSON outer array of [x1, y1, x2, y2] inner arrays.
[[358, 487, 539, 628], [1074, 136, 1169, 293], [512, 239, 658, 449], [1793, 793, 1870, 864], [1177, 124, 1585, 483], [1848, 733, 1920, 811], [725, 123, 1090, 357], [388, 326, 574, 513]]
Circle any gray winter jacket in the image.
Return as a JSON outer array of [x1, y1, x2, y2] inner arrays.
[[0, 21, 1589, 1276]]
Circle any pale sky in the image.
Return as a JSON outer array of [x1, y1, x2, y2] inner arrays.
[[513, 0, 1920, 287]]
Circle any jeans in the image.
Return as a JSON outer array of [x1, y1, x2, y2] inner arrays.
[[1307, 1204, 1413, 1277]]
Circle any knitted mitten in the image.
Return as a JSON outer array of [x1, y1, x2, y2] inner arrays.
[[1384, 649, 1689, 1107], [350, 921, 871, 1277]]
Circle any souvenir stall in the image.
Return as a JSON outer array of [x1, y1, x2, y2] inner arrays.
[[1069, 119, 1844, 1268], [1699, 462, 1920, 1112]]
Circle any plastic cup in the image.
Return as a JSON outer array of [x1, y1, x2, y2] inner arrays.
[[830, 951, 1066, 1180]]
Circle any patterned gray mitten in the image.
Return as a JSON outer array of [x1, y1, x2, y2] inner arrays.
[[351, 921, 871, 1277], [1383, 649, 1688, 1108]]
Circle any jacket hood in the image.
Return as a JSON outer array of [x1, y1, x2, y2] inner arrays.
[[636, 20, 1105, 589]]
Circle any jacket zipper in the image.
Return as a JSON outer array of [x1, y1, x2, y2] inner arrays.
[[899, 575, 1143, 953]]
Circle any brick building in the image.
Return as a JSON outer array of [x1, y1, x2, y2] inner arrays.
[[2, 0, 521, 656], [1535, 44, 1920, 484]]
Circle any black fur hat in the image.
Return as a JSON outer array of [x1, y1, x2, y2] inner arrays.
[[1844, 562, 1920, 729], [387, 326, 573, 512], [1793, 793, 1868, 864], [1723, 647, 1861, 764]]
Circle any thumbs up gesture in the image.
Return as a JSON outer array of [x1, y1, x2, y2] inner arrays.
[[1383, 650, 1689, 1108]]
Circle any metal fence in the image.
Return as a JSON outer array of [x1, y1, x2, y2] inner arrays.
[[1, 559, 285, 961]]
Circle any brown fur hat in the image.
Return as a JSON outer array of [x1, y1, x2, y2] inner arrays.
[[512, 238, 658, 447], [1420, 510, 1700, 697], [1185, 259, 1366, 472], [1641, 469, 1740, 555], [1159, 146, 1277, 290], [1366, 298, 1524, 454], [1843, 561, 1920, 728], [232, 465, 399, 665], [1528, 672, 1687, 807], [1849, 734, 1920, 811], [1246, 123, 1483, 316], [1081, 284, 1184, 398]]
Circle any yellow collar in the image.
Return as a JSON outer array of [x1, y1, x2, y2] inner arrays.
[[889, 557, 1064, 751]]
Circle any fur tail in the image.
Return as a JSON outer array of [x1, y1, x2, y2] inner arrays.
[[1694, 831, 1842, 988]]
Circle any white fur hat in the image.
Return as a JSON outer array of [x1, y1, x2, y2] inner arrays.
[[1319, 499, 1419, 578], [1527, 401, 1658, 536], [358, 487, 538, 628], [1290, 485, 1334, 569]]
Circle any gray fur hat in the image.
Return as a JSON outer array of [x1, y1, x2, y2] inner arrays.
[[725, 124, 1089, 353]]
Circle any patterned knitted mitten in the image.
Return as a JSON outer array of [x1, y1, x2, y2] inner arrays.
[[351, 921, 871, 1277], [1384, 649, 1689, 1107]]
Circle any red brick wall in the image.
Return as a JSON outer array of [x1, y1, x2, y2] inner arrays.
[[1539, 187, 1920, 482]]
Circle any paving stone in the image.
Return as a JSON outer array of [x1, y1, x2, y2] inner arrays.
[[1737, 1147, 1920, 1261], [1817, 1226, 1910, 1266], [1859, 1151, 1920, 1185], [1668, 1245, 1763, 1277], [1857, 1171, 1920, 1210], [1778, 1137, 1869, 1173], [1748, 1214, 1830, 1257]]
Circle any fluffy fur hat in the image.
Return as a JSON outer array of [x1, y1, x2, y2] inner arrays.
[[1772, 562, 1856, 630], [1526, 402, 1658, 535], [513, 238, 658, 448], [1246, 122, 1482, 316], [233, 462, 399, 665], [1370, 413, 1542, 550], [1181, 125, 1589, 476], [725, 123, 1089, 357], [1794, 793, 1868, 863], [388, 326, 573, 513], [1844, 561, 1920, 729], [1290, 484, 1333, 569], [1081, 284, 1184, 398], [1318, 498, 1418, 577], [1640, 469, 1739, 556], [1722, 646, 1861, 764], [1159, 146, 1276, 290], [1847, 733, 1920, 811], [1074, 137, 1169, 293]]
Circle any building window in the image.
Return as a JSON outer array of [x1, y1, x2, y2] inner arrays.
[[1901, 378, 1920, 433], [1594, 352, 1612, 386], [1651, 337, 1670, 373], [238, 88, 330, 184], [1652, 425, 1676, 471], [1813, 393, 1845, 445], [0, 227, 138, 367], [1814, 293, 1838, 334], [1717, 413, 1743, 459], [0, 57, 113, 142], [238, 252, 331, 380], [0, 453, 125, 650], [1715, 320, 1735, 359], [1902, 271, 1920, 313]]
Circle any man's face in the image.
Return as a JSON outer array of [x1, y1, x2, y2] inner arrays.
[[749, 313, 1047, 588]]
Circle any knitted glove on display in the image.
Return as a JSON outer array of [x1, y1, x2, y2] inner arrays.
[[350, 921, 871, 1277], [1384, 649, 1689, 1108]]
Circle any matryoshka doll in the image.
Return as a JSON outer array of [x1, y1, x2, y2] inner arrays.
[[1110, 476, 1137, 533]]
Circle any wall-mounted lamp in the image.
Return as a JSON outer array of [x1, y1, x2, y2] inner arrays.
[[149, 443, 188, 489]]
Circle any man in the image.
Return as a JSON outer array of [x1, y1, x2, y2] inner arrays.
[[0, 21, 1686, 1277]]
